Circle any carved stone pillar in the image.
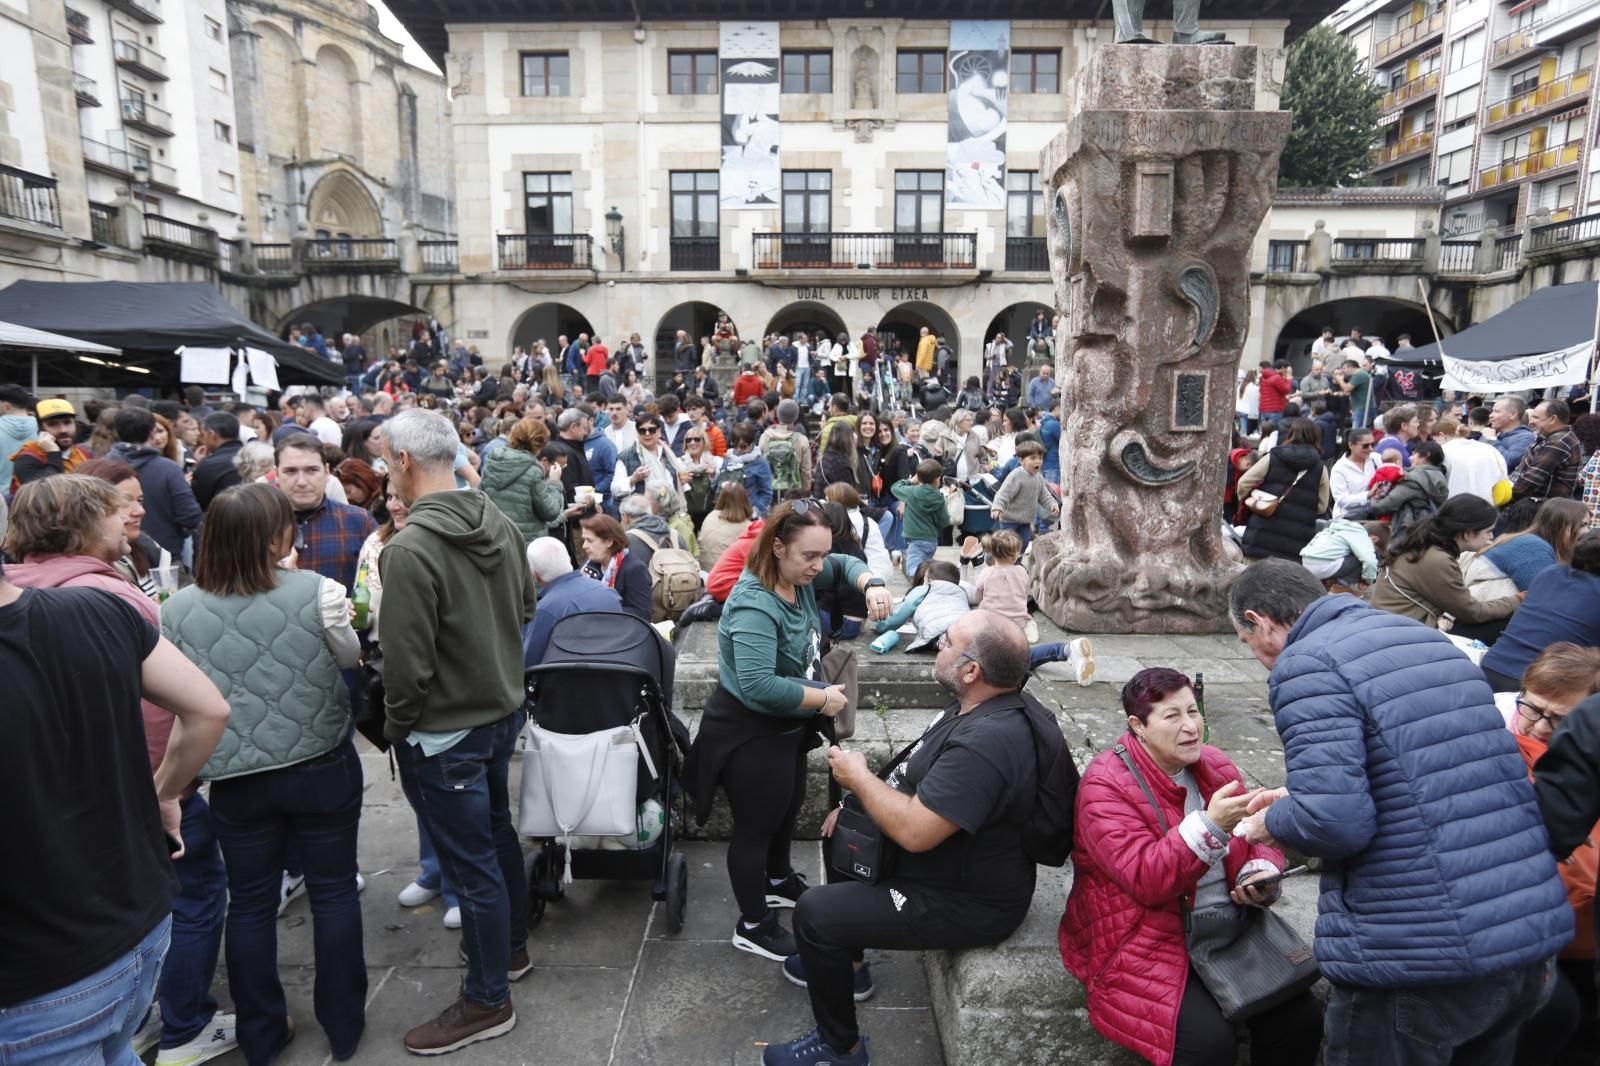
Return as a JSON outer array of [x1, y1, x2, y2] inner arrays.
[[1029, 45, 1290, 634]]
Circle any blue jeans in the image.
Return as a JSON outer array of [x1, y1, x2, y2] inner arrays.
[[394, 713, 528, 1010], [0, 916, 170, 1066], [209, 739, 366, 1065], [1323, 958, 1554, 1066], [160, 793, 227, 1048], [997, 521, 1033, 550], [904, 540, 936, 579], [398, 776, 461, 910]]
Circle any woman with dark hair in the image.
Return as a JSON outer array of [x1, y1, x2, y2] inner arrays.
[[341, 417, 386, 471], [685, 499, 892, 963], [1236, 417, 1331, 562], [1371, 493, 1522, 641], [77, 456, 171, 596], [1464, 497, 1588, 601], [1482, 531, 1600, 691], [815, 419, 862, 496], [1369, 437, 1448, 537], [161, 482, 365, 1063], [814, 500, 870, 640], [579, 512, 651, 621], [1061, 667, 1321, 1066]]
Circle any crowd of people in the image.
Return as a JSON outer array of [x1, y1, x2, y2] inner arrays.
[[5, 311, 1600, 1066]]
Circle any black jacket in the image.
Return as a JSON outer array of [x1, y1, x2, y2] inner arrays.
[[191, 439, 244, 510], [1241, 445, 1323, 562], [1535, 692, 1600, 859]]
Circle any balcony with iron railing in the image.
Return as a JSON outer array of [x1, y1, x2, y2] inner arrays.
[[419, 239, 458, 273], [1490, 26, 1541, 66], [1264, 239, 1309, 273], [0, 164, 62, 230], [254, 243, 296, 273], [1380, 70, 1440, 113], [142, 212, 217, 262], [670, 236, 720, 271], [120, 95, 172, 136], [113, 38, 168, 81], [107, 0, 161, 24], [73, 72, 100, 107], [1529, 210, 1600, 249], [1004, 236, 1048, 272], [498, 233, 594, 271], [66, 8, 93, 43], [80, 136, 164, 184], [750, 232, 979, 271], [1375, 9, 1447, 62], [304, 237, 399, 271], [1485, 70, 1591, 129], [1478, 138, 1584, 188], [218, 238, 241, 274], [1371, 128, 1435, 167]]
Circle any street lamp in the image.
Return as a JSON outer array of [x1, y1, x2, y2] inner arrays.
[[130, 156, 149, 218], [606, 205, 625, 270]]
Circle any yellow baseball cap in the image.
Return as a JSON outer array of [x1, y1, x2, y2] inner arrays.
[[36, 398, 76, 420]]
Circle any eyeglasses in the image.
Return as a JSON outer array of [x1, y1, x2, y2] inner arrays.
[[936, 631, 979, 665], [685, 436, 704, 442], [1516, 694, 1565, 731], [639, 426, 661, 435]]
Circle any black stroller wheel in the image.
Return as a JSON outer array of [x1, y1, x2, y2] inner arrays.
[[664, 850, 689, 933]]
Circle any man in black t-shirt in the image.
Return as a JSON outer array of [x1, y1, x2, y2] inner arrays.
[[759, 610, 1039, 1066], [0, 505, 229, 1060]]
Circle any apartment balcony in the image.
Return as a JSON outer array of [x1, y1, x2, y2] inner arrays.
[[1484, 70, 1591, 130], [107, 0, 161, 24], [1478, 139, 1585, 189], [1004, 236, 1049, 272], [1375, 10, 1447, 63], [497, 233, 594, 271], [66, 8, 93, 43], [80, 136, 177, 189], [113, 38, 168, 81], [303, 237, 400, 273], [1437, 238, 1480, 273], [254, 243, 297, 273], [142, 212, 217, 263], [1528, 210, 1600, 250], [1489, 27, 1540, 68], [120, 95, 172, 136], [670, 236, 720, 271], [73, 73, 100, 108], [1333, 237, 1426, 264], [0, 164, 62, 230], [750, 232, 979, 272], [419, 239, 458, 273], [1380, 70, 1440, 113], [1371, 128, 1435, 168]]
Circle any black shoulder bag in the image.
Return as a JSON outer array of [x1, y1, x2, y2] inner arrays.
[[1113, 744, 1319, 1021]]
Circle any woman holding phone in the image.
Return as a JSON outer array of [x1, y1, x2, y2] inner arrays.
[[686, 499, 892, 963], [1059, 668, 1322, 1066]]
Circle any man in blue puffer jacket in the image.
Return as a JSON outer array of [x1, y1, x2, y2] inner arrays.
[[1230, 559, 1572, 1065]]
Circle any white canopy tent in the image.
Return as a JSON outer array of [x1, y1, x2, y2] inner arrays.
[[0, 320, 124, 391]]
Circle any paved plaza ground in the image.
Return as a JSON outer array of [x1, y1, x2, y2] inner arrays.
[[183, 612, 1292, 1066]]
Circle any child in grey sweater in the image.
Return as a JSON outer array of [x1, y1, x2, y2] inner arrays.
[[988, 440, 1057, 549]]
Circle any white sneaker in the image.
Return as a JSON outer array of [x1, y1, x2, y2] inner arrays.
[[398, 880, 440, 907], [1068, 638, 1096, 687], [1023, 619, 1040, 643], [355, 872, 365, 894], [133, 1004, 162, 1056], [443, 906, 462, 929], [154, 1012, 238, 1066], [277, 873, 305, 916]]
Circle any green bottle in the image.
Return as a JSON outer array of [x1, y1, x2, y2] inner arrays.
[[352, 561, 371, 629]]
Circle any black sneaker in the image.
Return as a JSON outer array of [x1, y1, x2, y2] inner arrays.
[[782, 953, 876, 1001], [766, 871, 810, 910], [731, 913, 797, 962]]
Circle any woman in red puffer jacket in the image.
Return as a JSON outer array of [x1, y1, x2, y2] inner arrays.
[[1059, 668, 1323, 1066]]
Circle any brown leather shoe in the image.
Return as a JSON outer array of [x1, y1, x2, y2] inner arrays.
[[403, 996, 515, 1056]]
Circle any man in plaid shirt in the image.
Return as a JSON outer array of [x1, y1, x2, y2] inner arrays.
[[1510, 399, 1583, 505], [275, 435, 375, 589]]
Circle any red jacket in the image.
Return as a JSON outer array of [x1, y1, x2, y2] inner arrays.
[[1059, 733, 1282, 1066], [706, 519, 763, 602], [732, 372, 765, 407], [1259, 369, 1292, 414], [584, 343, 610, 376]]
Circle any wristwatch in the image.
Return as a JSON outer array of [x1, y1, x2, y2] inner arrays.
[[864, 577, 887, 589]]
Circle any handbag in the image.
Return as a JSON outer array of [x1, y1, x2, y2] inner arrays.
[[827, 802, 896, 884], [1244, 467, 1307, 517], [520, 719, 655, 882], [1113, 744, 1319, 1021], [822, 644, 859, 743]]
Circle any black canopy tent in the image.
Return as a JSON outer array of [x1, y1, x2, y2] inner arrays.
[[1379, 282, 1597, 393], [0, 280, 342, 388]]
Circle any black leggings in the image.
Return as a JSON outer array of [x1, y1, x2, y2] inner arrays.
[[1172, 967, 1323, 1066], [720, 729, 809, 923]]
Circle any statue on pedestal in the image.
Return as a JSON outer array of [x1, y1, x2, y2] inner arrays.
[[1114, 0, 1227, 44]]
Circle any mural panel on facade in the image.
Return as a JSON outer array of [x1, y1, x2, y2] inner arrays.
[[945, 20, 1010, 210], [720, 21, 780, 209]]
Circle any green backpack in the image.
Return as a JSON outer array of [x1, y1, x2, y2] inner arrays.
[[764, 433, 802, 493]]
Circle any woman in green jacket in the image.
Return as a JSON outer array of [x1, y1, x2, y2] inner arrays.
[[686, 499, 893, 962], [479, 416, 565, 545]]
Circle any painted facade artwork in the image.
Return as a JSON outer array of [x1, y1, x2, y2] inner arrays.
[[720, 21, 781, 209], [945, 20, 1010, 210]]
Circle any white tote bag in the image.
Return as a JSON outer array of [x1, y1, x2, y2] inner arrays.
[[519, 723, 644, 880]]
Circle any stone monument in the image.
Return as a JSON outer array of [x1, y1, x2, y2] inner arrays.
[[1029, 46, 1289, 634]]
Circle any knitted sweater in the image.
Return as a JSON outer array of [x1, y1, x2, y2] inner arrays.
[[1482, 535, 1559, 591]]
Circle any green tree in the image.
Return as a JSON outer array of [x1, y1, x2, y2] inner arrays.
[[1277, 25, 1383, 188]]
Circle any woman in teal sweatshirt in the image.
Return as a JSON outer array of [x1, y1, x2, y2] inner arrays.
[[686, 499, 893, 963]]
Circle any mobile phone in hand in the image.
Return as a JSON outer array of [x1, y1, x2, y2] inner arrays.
[[1243, 863, 1309, 889]]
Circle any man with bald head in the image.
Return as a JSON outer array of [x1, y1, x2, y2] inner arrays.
[[760, 610, 1043, 1066]]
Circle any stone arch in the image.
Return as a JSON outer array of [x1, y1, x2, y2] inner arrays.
[[983, 301, 1058, 367], [765, 301, 847, 347], [653, 301, 736, 390], [314, 44, 362, 160], [253, 21, 301, 160], [1273, 296, 1454, 374], [878, 301, 961, 365], [510, 302, 596, 359], [306, 169, 382, 238]]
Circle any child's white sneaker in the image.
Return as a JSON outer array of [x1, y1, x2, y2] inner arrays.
[[1068, 638, 1095, 686]]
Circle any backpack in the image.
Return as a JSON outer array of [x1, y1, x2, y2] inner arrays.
[[764, 433, 802, 493], [630, 529, 704, 623], [684, 469, 716, 515], [969, 690, 1079, 866]]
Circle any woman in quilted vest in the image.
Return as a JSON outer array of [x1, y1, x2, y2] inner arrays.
[[162, 483, 365, 1064], [1237, 418, 1331, 562], [1060, 668, 1322, 1066]]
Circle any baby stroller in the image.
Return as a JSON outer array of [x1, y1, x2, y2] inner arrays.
[[521, 611, 689, 932], [953, 474, 1001, 538]]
